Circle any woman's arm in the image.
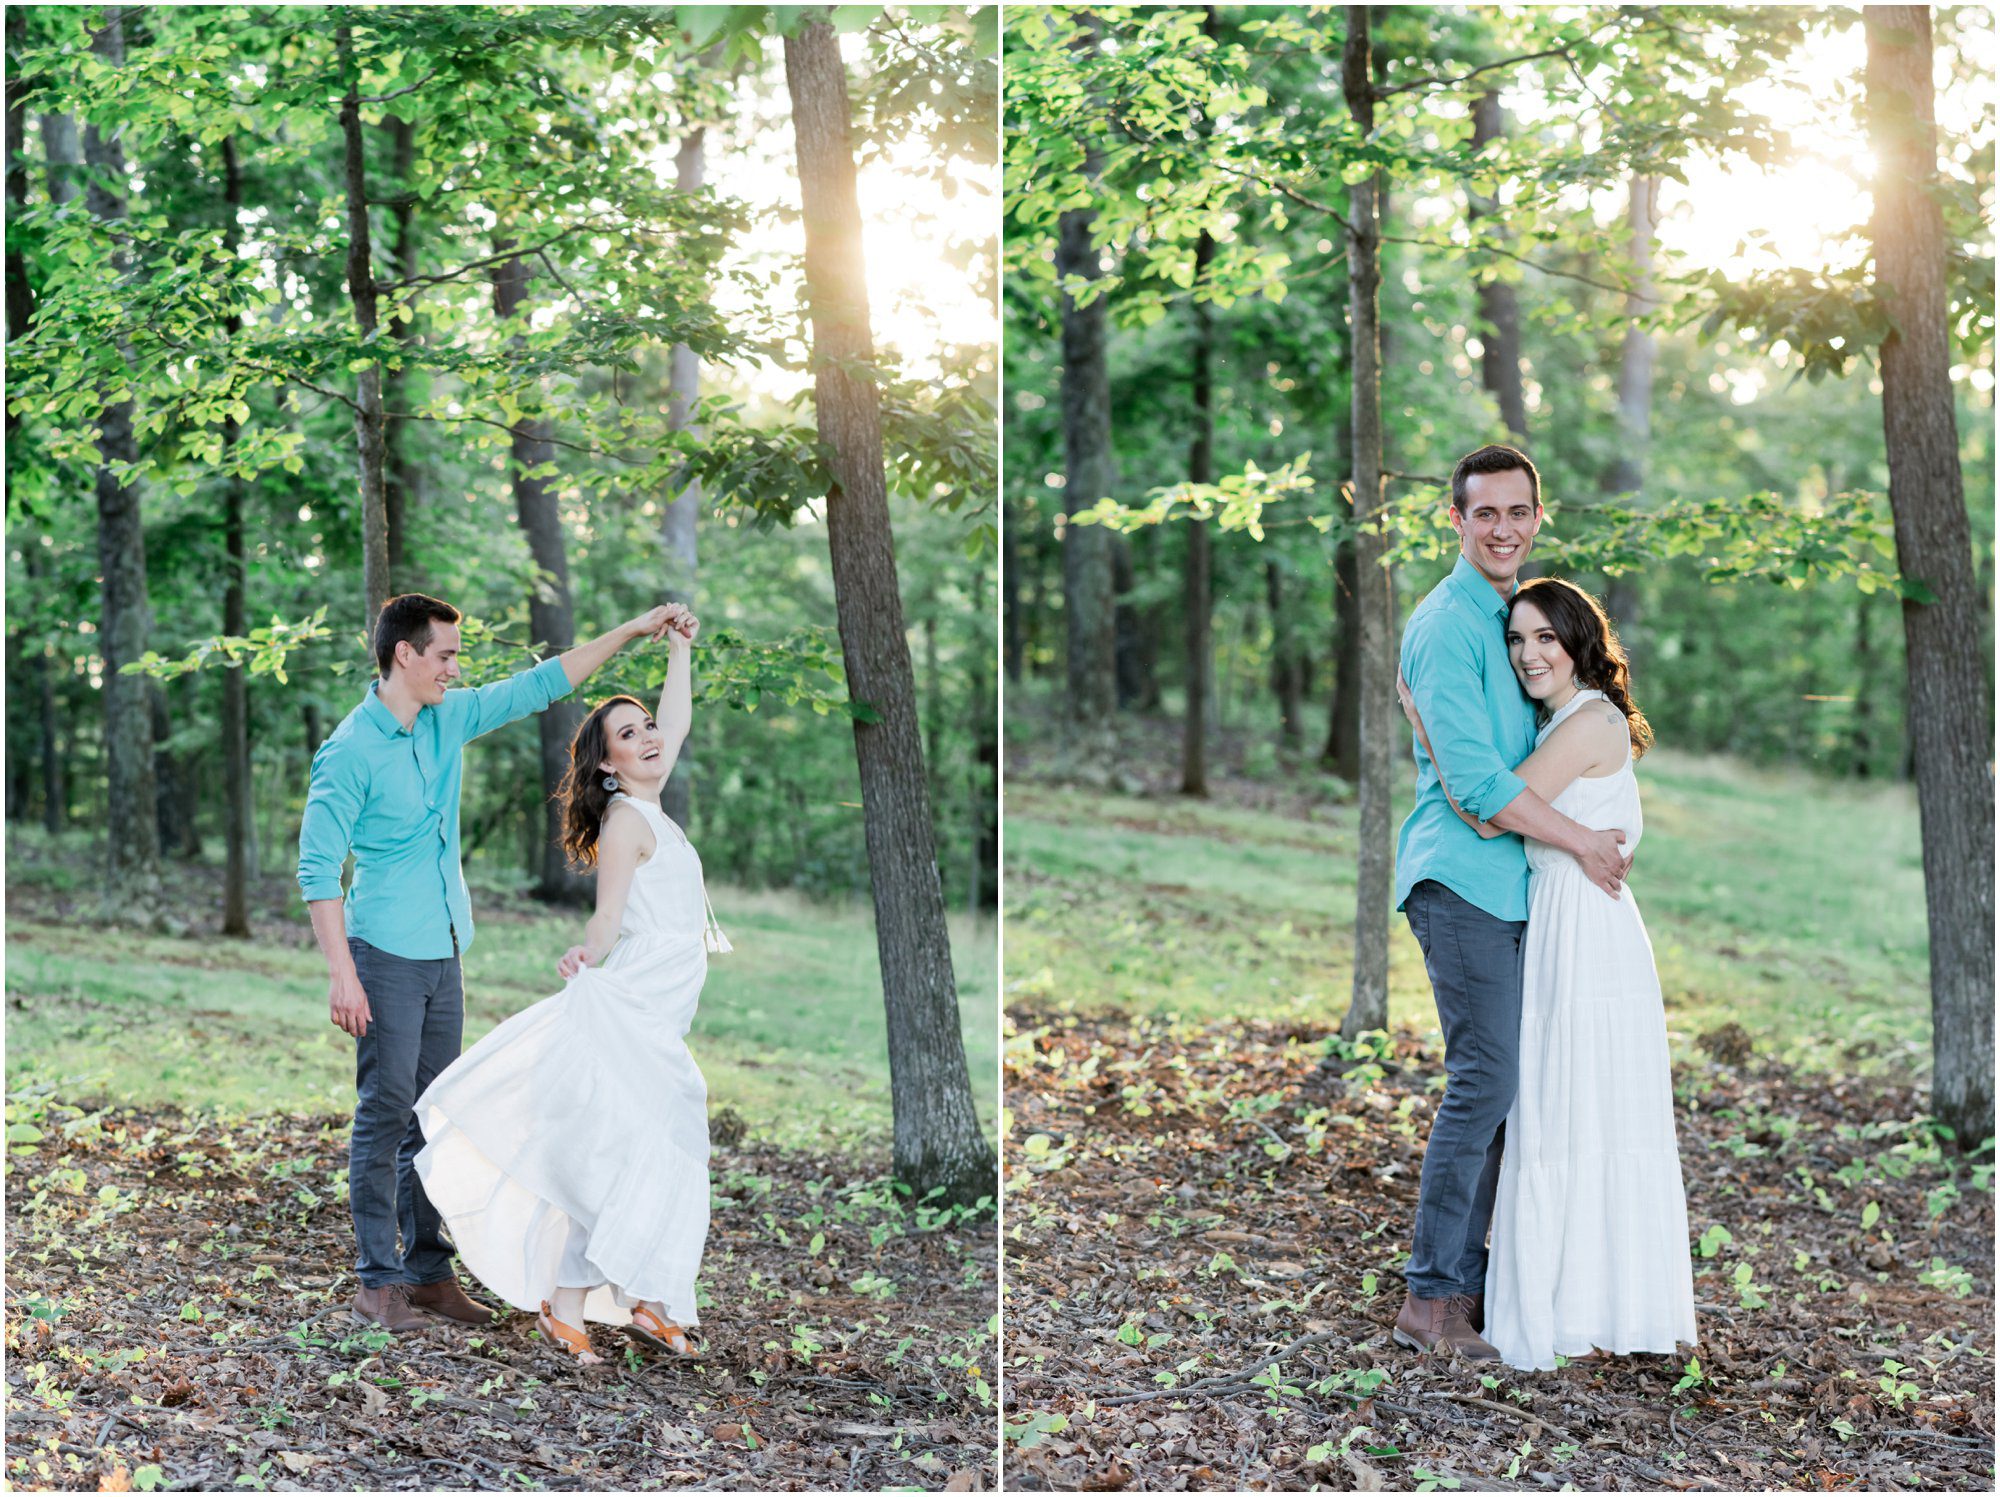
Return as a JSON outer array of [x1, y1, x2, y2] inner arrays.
[[654, 607, 698, 779], [557, 805, 655, 978], [1400, 676, 1628, 838], [1510, 700, 1629, 803]]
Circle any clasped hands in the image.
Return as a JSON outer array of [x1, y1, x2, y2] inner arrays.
[[624, 602, 701, 647]]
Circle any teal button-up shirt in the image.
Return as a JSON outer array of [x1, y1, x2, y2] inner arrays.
[[1393, 554, 1538, 922], [297, 655, 573, 960]]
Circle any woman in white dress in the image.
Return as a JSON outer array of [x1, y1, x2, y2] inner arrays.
[[414, 603, 726, 1365], [1403, 577, 1697, 1371]]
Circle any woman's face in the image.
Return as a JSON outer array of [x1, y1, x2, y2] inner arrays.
[[597, 703, 666, 787], [1507, 600, 1575, 703]]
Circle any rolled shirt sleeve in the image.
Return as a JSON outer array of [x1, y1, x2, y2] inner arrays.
[[444, 654, 575, 744], [298, 737, 365, 903], [1403, 615, 1528, 824]]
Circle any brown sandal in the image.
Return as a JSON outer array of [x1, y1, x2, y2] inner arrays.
[[625, 1302, 694, 1357], [537, 1301, 601, 1365]]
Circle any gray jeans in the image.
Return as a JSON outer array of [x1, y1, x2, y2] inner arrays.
[[347, 937, 463, 1288], [1403, 880, 1525, 1300]]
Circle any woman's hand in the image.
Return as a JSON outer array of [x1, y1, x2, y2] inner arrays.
[[557, 945, 592, 980]]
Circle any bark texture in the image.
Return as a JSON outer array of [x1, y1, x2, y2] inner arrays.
[[1055, 170, 1117, 724], [783, 17, 995, 1206], [493, 248, 588, 905], [338, 26, 392, 626], [1341, 6, 1393, 1040], [1468, 91, 1528, 443], [1181, 227, 1216, 796], [221, 137, 251, 936], [82, 11, 161, 899], [1864, 5, 1994, 1149], [382, 113, 419, 586]]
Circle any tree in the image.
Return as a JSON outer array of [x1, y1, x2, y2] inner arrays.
[[1339, 5, 1394, 1041], [1863, 4, 1993, 1149], [336, 23, 393, 625], [492, 245, 587, 904], [782, 11, 994, 1206], [81, 8, 161, 904], [1181, 224, 1217, 796], [1468, 90, 1528, 443], [220, 135, 251, 937], [1057, 186, 1118, 726], [661, 119, 708, 830], [1602, 172, 1658, 632]]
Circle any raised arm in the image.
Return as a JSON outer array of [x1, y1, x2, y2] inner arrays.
[[555, 804, 652, 980], [654, 605, 698, 778]]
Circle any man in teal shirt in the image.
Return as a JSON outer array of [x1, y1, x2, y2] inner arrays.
[[1390, 446, 1630, 1360], [299, 592, 672, 1333]]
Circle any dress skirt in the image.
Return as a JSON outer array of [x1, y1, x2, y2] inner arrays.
[[414, 929, 711, 1327], [1483, 866, 1698, 1370]]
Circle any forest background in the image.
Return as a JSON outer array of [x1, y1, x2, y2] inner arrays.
[[1001, 5, 1994, 1492], [4, 5, 1002, 1493]]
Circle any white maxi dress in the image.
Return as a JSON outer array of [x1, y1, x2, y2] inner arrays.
[[414, 794, 727, 1328], [1484, 689, 1698, 1371]]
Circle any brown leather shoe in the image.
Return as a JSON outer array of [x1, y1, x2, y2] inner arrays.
[[1392, 1291, 1498, 1361], [407, 1277, 498, 1326], [352, 1283, 426, 1334]]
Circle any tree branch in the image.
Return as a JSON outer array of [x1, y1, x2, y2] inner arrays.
[[1380, 232, 1659, 302], [356, 67, 445, 105], [1373, 42, 1579, 101]]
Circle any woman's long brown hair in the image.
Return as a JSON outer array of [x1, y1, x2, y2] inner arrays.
[[556, 695, 650, 870], [1511, 578, 1654, 758]]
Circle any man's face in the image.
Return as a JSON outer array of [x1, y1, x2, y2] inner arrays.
[[395, 622, 462, 706], [1450, 468, 1542, 592]]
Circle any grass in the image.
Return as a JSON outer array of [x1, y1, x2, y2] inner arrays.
[[1003, 745, 1930, 1076], [5, 865, 997, 1154]]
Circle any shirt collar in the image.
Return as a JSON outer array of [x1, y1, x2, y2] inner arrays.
[[361, 679, 417, 738], [1448, 552, 1513, 621]]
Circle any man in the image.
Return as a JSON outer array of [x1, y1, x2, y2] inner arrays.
[[1391, 445, 1630, 1359], [299, 593, 675, 1333]]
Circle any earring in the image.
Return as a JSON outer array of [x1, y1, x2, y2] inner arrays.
[[602, 774, 618, 792]]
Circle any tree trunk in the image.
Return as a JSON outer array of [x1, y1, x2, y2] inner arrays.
[[782, 14, 994, 1206], [662, 123, 707, 830], [1321, 285, 1360, 780], [1341, 6, 1393, 1040], [492, 246, 589, 905], [1267, 559, 1303, 748], [221, 136, 251, 936], [1864, 4, 1994, 1150], [1603, 173, 1658, 631], [338, 26, 392, 626], [968, 566, 997, 915], [1181, 226, 1217, 795], [1001, 490, 1026, 684], [1468, 91, 1528, 443], [28, 542, 63, 834], [82, 11, 161, 901], [1055, 136, 1117, 725], [382, 113, 419, 587]]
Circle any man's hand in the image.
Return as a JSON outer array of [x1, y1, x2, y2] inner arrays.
[[660, 603, 699, 644], [1576, 827, 1632, 899], [622, 605, 674, 645], [329, 971, 372, 1038], [557, 945, 592, 980]]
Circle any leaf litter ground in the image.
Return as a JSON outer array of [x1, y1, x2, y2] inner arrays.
[[1002, 1004, 1993, 1492], [5, 1102, 996, 1492]]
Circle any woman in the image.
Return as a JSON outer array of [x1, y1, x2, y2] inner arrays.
[[414, 602, 726, 1365], [1401, 577, 1697, 1371]]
